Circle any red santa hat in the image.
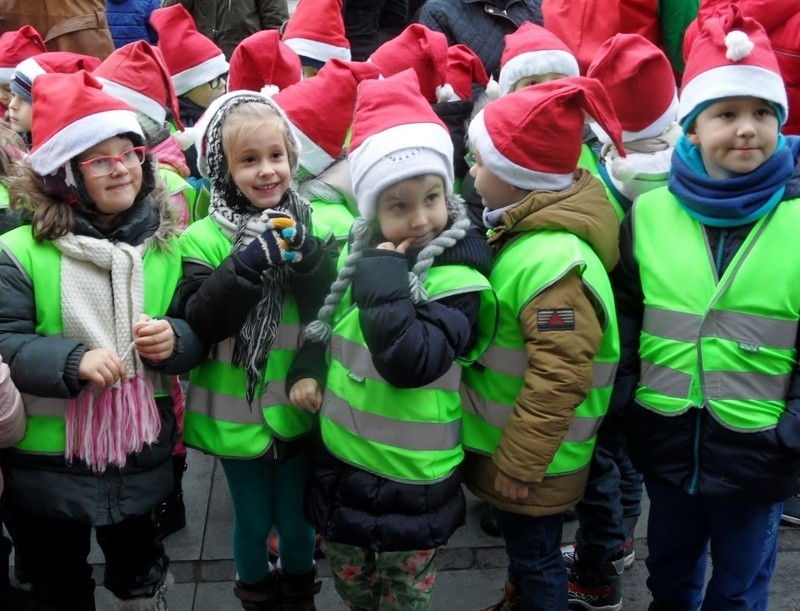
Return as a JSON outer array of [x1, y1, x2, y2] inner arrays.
[[150, 4, 229, 96], [348, 69, 454, 220], [0, 25, 46, 85], [273, 59, 380, 177], [440, 44, 489, 102], [27, 70, 144, 176], [93, 41, 183, 130], [282, 0, 351, 64], [368, 24, 449, 103], [228, 30, 302, 93], [498, 22, 579, 96], [10, 51, 100, 104], [468, 76, 626, 192], [678, 4, 787, 126], [586, 33, 678, 143]]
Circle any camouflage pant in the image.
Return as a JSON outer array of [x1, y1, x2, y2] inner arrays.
[[325, 541, 438, 610]]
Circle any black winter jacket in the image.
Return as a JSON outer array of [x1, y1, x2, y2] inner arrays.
[[306, 227, 493, 551], [612, 168, 800, 503], [0, 198, 207, 525], [416, 0, 543, 79]]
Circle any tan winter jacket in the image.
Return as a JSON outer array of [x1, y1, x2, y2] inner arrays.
[[0, 355, 25, 498], [464, 169, 620, 516]]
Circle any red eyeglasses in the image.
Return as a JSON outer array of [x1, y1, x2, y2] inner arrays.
[[78, 146, 147, 177]]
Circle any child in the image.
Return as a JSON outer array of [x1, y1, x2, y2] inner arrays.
[[0, 70, 205, 610], [302, 69, 497, 610], [0, 26, 45, 116], [7, 51, 100, 150], [171, 90, 337, 610], [612, 7, 800, 609], [462, 76, 623, 611]]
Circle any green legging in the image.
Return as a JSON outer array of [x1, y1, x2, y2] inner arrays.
[[220, 451, 315, 583]]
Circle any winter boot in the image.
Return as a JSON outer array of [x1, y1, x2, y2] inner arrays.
[[108, 573, 173, 611], [233, 571, 281, 611], [480, 580, 521, 611], [278, 568, 321, 611], [567, 550, 623, 611], [153, 455, 187, 540]]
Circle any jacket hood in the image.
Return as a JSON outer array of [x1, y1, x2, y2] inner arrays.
[[489, 169, 620, 270]]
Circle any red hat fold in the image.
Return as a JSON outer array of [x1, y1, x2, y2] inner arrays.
[[228, 30, 302, 93], [0, 25, 46, 84], [150, 4, 229, 96], [468, 76, 626, 191], [94, 41, 184, 130], [442, 44, 489, 102]]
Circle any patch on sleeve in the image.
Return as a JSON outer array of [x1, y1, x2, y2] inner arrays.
[[537, 308, 575, 331]]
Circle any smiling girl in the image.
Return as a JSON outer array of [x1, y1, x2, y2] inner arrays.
[[171, 91, 336, 610], [0, 71, 205, 610]]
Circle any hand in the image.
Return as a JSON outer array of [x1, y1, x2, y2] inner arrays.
[[289, 378, 322, 413], [133, 315, 175, 362], [494, 471, 530, 500], [240, 226, 286, 270], [79, 348, 127, 388], [279, 221, 308, 263], [376, 237, 413, 253]]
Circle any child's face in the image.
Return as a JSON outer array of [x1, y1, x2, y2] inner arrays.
[[185, 75, 226, 109], [376, 175, 449, 249], [511, 72, 567, 92], [469, 148, 526, 209], [77, 136, 144, 216], [687, 96, 779, 179], [0, 84, 12, 108], [7, 93, 31, 133], [228, 119, 291, 209]]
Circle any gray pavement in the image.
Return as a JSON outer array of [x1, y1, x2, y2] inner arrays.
[[62, 448, 800, 610]]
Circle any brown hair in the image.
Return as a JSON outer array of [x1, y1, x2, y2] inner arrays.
[[6, 163, 76, 241]]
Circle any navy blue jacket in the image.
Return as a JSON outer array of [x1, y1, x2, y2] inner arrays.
[[106, 0, 160, 48]]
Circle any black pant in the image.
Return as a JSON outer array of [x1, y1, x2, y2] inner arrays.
[[9, 509, 167, 611]]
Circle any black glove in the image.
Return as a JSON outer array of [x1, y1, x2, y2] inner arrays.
[[280, 221, 309, 263], [239, 227, 286, 270]]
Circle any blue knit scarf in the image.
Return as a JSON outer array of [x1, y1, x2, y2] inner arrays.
[[668, 134, 800, 227]]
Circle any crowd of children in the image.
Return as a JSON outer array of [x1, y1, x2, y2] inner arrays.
[[0, 1, 799, 610]]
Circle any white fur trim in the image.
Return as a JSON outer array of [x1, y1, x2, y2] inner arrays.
[[591, 93, 679, 144], [484, 77, 500, 101], [436, 83, 458, 102], [98, 78, 166, 124], [173, 127, 195, 151], [678, 64, 788, 125], [0, 66, 14, 84], [295, 125, 335, 176], [610, 155, 637, 182], [283, 38, 351, 63], [14, 56, 45, 82], [28, 109, 144, 176], [349, 122, 454, 219], [498, 50, 579, 96], [467, 109, 573, 191], [108, 573, 174, 610], [260, 84, 280, 97], [171, 53, 229, 95], [725, 30, 754, 61]]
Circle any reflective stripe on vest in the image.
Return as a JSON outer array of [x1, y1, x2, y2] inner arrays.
[[461, 230, 619, 476], [633, 189, 800, 431], [179, 218, 313, 459], [320, 263, 497, 483], [0, 226, 180, 454]]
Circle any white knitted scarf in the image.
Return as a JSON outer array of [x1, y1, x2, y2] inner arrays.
[[54, 233, 161, 472]]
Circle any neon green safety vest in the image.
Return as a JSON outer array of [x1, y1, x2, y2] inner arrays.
[[0, 184, 8, 209], [310, 198, 354, 246], [0, 226, 180, 455], [461, 230, 619, 476], [578, 143, 600, 176], [179, 217, 314, 459], [634, 189, 800, 432], [320, 263, 498, 483]]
